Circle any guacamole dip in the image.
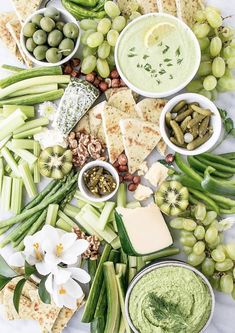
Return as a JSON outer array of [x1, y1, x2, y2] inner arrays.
[[128, 266, 212, 333], [117, 14, 199, 94]]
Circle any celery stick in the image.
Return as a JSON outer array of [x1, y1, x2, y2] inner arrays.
[[18, 163, 37, 198], [13, 127, 43, 139], [1, 176, 12, 212], [137, 256, 145, 272], [46, 204, 59, 226], [18, 158, 34, 173], [0, 135, 11, 150], [128, 256, 137, 268], [1, 64, 26, 72], [99, 201, 116, 230], [128, 267, 137, 283], [56, 218, 73, 232], [116, 273, 131, 333], [11, 178, 23, 214], [117, 183, 126, 208], [75, 213, 103, 239], [13, 117, 49, 135], [118, 317, 126, 333], [75, 190, 105, 209], [9, 83, 58, 97], [110, 237, 121, 250], [0, 158, 4, 193], [5, 153, 20, 174], [0, 109, 26, 141], [11, 139, 35, 150], [126, 201, 141, 209], [63, 203, 80, 218], [6, 142, 37, 165], [33, 141, 40, 183], [77, 199, 86, 209], [57, 210, 78, 229], [3, 105, 35, 118], [1, 147, 20, 177]]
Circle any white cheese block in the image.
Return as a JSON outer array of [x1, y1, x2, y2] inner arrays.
[[133, 184, 153, 201], [144, 161, 169, 187]]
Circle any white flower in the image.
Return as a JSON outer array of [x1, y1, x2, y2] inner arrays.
[[34, 128, 68, 149], [38, 101, 57, 121], [218, 218, 235, 231]]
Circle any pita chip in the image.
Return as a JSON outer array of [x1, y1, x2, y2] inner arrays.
[[120, 118, 161, 174], [88, 101, 106, 136], [107, 89, 137, 116], [176, 0, 204, 27], [105, 87, 139, 102], [117, 0, 139, 16], [157, 0, 177, 16], [156, 138, 167, 156], [74, 114, 90, 134], [135, 98, 167, 125], [137, 0, 158, 14], [11, 0, 43, 24]]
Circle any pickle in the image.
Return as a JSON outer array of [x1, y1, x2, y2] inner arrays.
[[165, 112, 172, 127], [199, 116, 210, 137], [170, 137, 187, 147], [187, 130, 213, 150], [175, 108, 193, 122], [190, 123, 199, 139], [170, 120, 184, 144], [180, 116, 192, 133], [187, 114, 206, 128], [191, 105, 213, 116], [177, 104, 188, 114], [189, 102, 200, 108], [171, 100, 187, 113]]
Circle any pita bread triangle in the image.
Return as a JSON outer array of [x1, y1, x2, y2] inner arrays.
[[11, 0, 43, 24], [107, 88, 137, 116], [120, 118, 161, 174]]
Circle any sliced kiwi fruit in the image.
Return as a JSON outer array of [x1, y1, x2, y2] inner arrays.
[[155, 180, 189, 216], [38, 145, 73, 179]]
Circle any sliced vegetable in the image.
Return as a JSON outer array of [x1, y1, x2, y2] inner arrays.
[[116, 273, 131, 333], [13, 117, 49, 135], [7, 142, 37, 165], [175, 153, 202, 182], [75, 190, 105, 209], [11, 139, 35, 150], [1, 176, 12, 212], [56, 219, 73, 232], [99, 201, 116, 230], [188, 187, 220, 213], [1, 147, 20, 177], [1, 64, 26, 72], [116, 183, 126, 207], [11, 178, 23, 214], [3, 105, 35, 118], [18, 163, 37, 198], [9, 83, 58, 97], [46, 204, 59, 226], [187, 156, 233, 178], [63, 203, 80, 218], [57, 210, 78, 229], [142, 247, 180, 262], [0, 158, 4, 192], [13, 127, 43, 139], [0, 109, 26, 141], [0, 135, 11, 150], [202, 166, 235, 196], [200, 152, 235, 168], [196, 155, 235, 174], [33, 141, 41, 183]]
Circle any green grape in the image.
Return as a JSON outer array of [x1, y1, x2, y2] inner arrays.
[[194, 225, 205, 240], [202, 258, 215, 276], [194, 202, 206, 221], [210, 88, 218, 101], [183, 246, 193, 255], [210, 36, 222, 57], [197, 61, 212, 76], [218, 77, 235, 91], [82, 45, 97, 58], [205, 6, 221, 15], [180, 234, 197, 247], [201, 54, 211, 61], [220, 274, 234, 293], [193, 241, 206, 255], [81, 55, 97, 74], [222, 46, 235, 59], [208, 236, 221, 250], [211, 248, 226, 262], [186, 80, 203, 92], [215, 258, 234, 272], [129, 11, 142, 21], [205, 226, 218, 244], [104, 1, 121, 18], [212, 57, 226, 78], [188, 252, 206, 266], [81, 29, 95, 45], [233, 267, 235, 279], [209, 274, 220, 290], [220, 26, 235, 40], [97, 18, 112, 35], [87, 32, 104, 48], [107, 29, 119, 46], [96, 58, 110, 78], [224, 68, 233, 78], [193, 23, 211, 38], [206, 9, 222, 28], [170, 218, 184, 229], [183, 219, 197, 231], [198, 37, 210, 51], [195, 10, 206, 23], [225, 244, 235, 260], [181, 230, 193, 237], [232, 285, 235, 300], [203, 75, 217, 91], [210, 219, 220, 229], [107, 51, 115, 67], [98, 41, 111, 59], [112, 16, 126, 32], [199, 89, 212, 99], [80, 19, 98, 31], [227, 57, 235, 69]]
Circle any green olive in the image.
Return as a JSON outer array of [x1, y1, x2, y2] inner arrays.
[[33, 45, 48, 60], [48, 29, 63, 47], [33, 29, 47, 45], [46, 48, 62, 63], [59, 38, 75, 56], [23, 22, 37, 38], [40, 17, 55, 32], [44, 7, 60, 21], [26, 38, 37, 52], [56, 21, 65, 31], [63, 22, 79, 39], [31, 14, 43, 27]]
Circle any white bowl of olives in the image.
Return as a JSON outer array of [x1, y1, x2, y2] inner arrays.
[[20, 7, 81, 66]]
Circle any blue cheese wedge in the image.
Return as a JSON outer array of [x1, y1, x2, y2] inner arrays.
[[54, 78, 99, 135]]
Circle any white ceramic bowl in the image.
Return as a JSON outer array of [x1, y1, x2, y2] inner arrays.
[[78, 160, 120, 203], [125, 260, 215, 333], [160, 93, 222, 155], [115, 13, 201, 98], [20, 8, 81, 67]]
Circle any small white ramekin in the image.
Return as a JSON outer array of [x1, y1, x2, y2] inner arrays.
[[115, 13, 201, 98], [125, 260, 215, 333], [78, 160, 120, 203], [20, 8, 81, 67], [159, 93, 222, 155]]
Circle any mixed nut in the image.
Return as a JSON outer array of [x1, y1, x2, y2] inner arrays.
[[166, 100, 214, 150]]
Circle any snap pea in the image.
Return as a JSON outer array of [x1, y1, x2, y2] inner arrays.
[[70, 0, 98, 7], [188, 188, 220, 214], [219, 152, 235, 160], [191, 105, 213, 116], [171, 100, 187, 113], [175, 108, 193, 122], [196, 155, 235, 173], [61, 0, 106, 19], [200, 152, 235, 168], [220, 207, 235, 214], [199, 116, 210, 137], [91, 0, 107, 12], [187, 114, 206, 128], [175, 153, 203, 183], [180, 116, 191, 132], [187, 130, 212, 150], [170, 120, 184, 144], [201, 166, 235, 196]]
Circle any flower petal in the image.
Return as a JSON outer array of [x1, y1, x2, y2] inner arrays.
[[45, 273, 54, 294], [59, 252, 78, 265], [68, 267, 91, 284], [53, 267, 71, 285], [36, 261, 54, 276], [67, 239, 89, 257], [44, 252, 61, 265], [61, 233, 77, 251], [64, 278, 83, 299], [8, 252, 25, 267]]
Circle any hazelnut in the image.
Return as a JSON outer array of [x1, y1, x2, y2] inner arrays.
[[113, 160, 120, 168], [119, 79, 126, 87], [105, 78, 112, 88], [69, 132, 76, 139], [85, 73, 95, 83], [133, 176, 141, 185], [99, 81, 109, 92], [111, 78, 120, 88], [71, 58, 81, 67], [118, 153, 127, 166], [119, 175, 124, 183], [71, 69, 79, 77], [165, 153, 174, 164], [128, 183, 138, 192], [64, 65, 73, 74], [70, 139, 78, 149], [118, 165, 128, 172], [93, 78, 101, 87], [110, 68, 119, 79], [97, 76, 103, 81], [123, 173, 134, 182]]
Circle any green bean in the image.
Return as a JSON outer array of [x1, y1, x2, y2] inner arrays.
[[187, 114, 206, 128], [200, 152, 235, 168], [187, 131, 212, 150], [196, 156, 235, 173], [220, 207, 235, 214], [171, 100, 186, 113], [175, 108, 193, 122], [190, 105, 213, 116], [219, 152, 235, 160], [198, 116, 210, 137], [170, 120, 184, 144], [180, 116, 192, 132], [175, 153, 203, 183], [188, 188, 220, 214]]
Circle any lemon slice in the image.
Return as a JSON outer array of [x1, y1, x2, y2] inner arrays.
[[144, 23, 175, 48]]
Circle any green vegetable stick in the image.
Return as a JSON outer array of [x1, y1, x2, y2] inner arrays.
[[1, 176, 12, 212], [99, 201, 116, 230], [46, 204, 59, 226], [1, 64, 26, 72], [57, 210, 78, 229], [116, 273, 131, 333], [11, 139, 35, 150], [0, 158, 4, 192], [3, 105, 35, 118], [33, 141, 41, 183], [18, 163, 37, 198], [9, 83, 58, 97], [74, 190, 105, 209], [63, 203, 80, 218], [13, 127, 43, 139], [56, 218, 73, 232], [0, 109, 26, 141], [1, 147, 20, 177], [0, 135, 12, 150], [13, 117, 49, 135], [6, 142, 37, 165], [11, 178, 23, 214], [117, 183, 126, 208]]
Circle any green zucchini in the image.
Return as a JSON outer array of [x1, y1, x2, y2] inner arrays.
[[116, 183, 126, 207], [1, 64, 26, 72], [116, 273, 132, 333], [88, 259, 98, 287]]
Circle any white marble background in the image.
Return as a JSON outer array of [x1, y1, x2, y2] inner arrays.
[[0, 0, 235, 332]]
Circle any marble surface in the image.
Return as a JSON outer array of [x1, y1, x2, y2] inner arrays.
[[0, 0, 235, 332]]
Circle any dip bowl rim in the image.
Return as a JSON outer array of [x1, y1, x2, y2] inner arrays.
[[125, 259, 215, 333], [115, 12, 201, 98], [78, 160, 120, 203], [159, 92, 222, 155], [20, 7, 81, 67]]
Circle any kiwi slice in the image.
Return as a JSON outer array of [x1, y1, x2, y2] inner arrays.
[[155, 180, 189, 216], [38, 145, 73, 179]]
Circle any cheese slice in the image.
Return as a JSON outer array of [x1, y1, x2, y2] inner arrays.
[[133, 184, 153, 201], [116, 203, 173, 255], [145, 161, 169, 187]]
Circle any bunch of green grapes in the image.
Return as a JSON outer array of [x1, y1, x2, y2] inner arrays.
[[170, 203, 235, 300], [187, 6, 235, 100], [80, 1, 127, 78]]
